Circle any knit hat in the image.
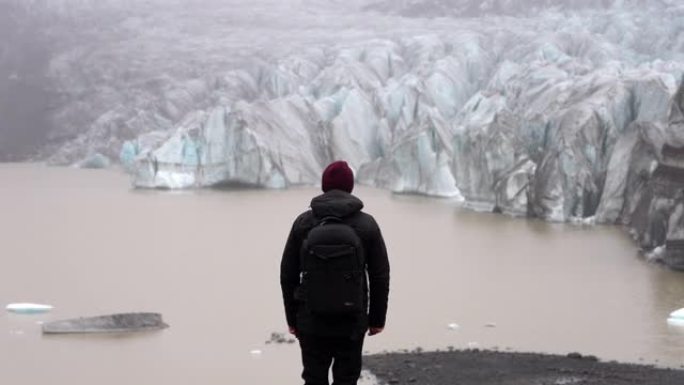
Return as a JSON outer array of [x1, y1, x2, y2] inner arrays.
[[321, 161, 354, 193]]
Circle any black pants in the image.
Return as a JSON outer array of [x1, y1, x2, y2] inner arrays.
[[298, 333, 365, 385]]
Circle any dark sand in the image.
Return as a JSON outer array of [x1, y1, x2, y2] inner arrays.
[[363, 350, 684, 385]]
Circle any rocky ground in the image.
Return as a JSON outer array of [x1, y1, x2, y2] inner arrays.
[[363, 350, 684, 385]]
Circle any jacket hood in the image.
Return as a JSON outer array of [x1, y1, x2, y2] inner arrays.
[[310, 189, 364, 218]]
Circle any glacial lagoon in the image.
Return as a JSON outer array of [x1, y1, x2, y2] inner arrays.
[[1, 164, 684, 384]]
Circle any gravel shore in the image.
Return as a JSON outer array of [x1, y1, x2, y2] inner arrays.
[[363, 350, 684, 385]]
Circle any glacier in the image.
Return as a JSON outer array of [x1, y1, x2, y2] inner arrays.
[[2, 0, 684, 266]]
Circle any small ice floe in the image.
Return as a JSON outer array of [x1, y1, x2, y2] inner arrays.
[[669, 308, 684, 319], [447, 323, 460, 330], [250, 349, 263, 356], [6, 303, 54, 314], [467, 341, 479, 349], [667, 317, 684, 327], [77, 153, 111, 169], [42, 313, 167, 334], [667, 308, 684, 327], [645, 246, 666, 262]]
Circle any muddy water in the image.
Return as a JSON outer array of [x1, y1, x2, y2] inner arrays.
[[1, 164, 683, 385]]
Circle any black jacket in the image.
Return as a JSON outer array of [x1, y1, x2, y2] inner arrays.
[[280, 190, 390, 337]]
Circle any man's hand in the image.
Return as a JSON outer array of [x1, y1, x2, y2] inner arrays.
[[288, 326, 298, 338], [368, 327, 384, 336]]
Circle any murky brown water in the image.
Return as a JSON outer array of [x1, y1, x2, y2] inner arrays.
[[1, 164, 684, 384]]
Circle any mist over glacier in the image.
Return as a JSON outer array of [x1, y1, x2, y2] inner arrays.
[[2, 0, 684, 261]]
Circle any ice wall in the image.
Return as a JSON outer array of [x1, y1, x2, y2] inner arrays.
[[5, 0, 684, 260]]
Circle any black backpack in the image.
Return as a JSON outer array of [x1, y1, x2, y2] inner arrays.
[[300, 216, 365, 315]]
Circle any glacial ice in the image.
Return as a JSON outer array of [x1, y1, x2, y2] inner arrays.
[[112, 7, 684, 252]]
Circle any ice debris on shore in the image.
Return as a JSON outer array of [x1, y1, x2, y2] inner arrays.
[[265, 331, 296, 344], [6, 303, 54, 314]]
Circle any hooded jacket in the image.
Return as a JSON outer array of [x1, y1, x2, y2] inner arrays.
[[280, 189, 390, 337]]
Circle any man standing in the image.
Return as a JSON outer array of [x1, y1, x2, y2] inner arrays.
[[280, 160, 390, 385]]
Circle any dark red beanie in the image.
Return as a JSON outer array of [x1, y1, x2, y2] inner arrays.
[[322, 161, 354, 193]]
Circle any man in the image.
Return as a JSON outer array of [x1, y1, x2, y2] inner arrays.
[[280, 160, 390, 385]]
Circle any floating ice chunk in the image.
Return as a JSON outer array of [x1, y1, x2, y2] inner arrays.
[[667, 317, 684, 327], [447, 323, 460, 330], [645, 246, 666, 262], [6, 303, 54, 314], [78, 153, 111, 169], [670, 308, 684, 320], [42, 313, 168, 334], [467, 342, 480, 349], [250, 349, 263, 356]]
